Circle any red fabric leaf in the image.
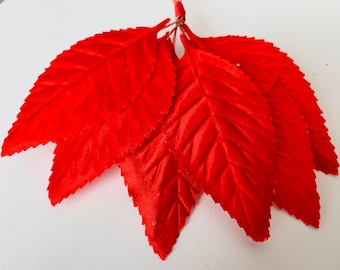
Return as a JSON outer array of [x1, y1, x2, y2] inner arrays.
[[268, 83, 320, 227], [1, 19, 169, 156], [183, 28, 327, 225], [119, 130, 199, 260], [48, 37, 176, 205], [163, 39, 275, 241], [184, 25, 338, 175], [119, 42, 199, 260]]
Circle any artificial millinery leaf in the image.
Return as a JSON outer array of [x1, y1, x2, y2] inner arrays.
[[267, 83, 320, 227], [120, 129, 199, 260], [162, 38, 275, 241], [184, 25, 338, 175], [183, 26, 332, 225], [117, 40, 199, 260], [48, 37, 175, 205], [1, 19, 169, 156]]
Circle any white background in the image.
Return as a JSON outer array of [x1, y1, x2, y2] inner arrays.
[[1, 0, 340, 269]]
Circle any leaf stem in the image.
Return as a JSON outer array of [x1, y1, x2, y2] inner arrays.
[[173, 0, 186, 22]]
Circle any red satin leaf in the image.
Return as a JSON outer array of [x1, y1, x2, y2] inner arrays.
[[119, 42, 198, 260], [163, 39, 275, 241], [184, 25, 339, 175], [1, 19, 169, 156], [48, 37, 175, 205], [119, 51, 200, 259], [268, 83, 320, 227], [183, 27, 329, 225], [119, 130, 199, 260]]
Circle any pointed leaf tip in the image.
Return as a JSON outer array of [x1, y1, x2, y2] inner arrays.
[[120, 129, 200, 260]]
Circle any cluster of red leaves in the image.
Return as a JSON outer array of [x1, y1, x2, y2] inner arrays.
[[1, 11, 338, 259]]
